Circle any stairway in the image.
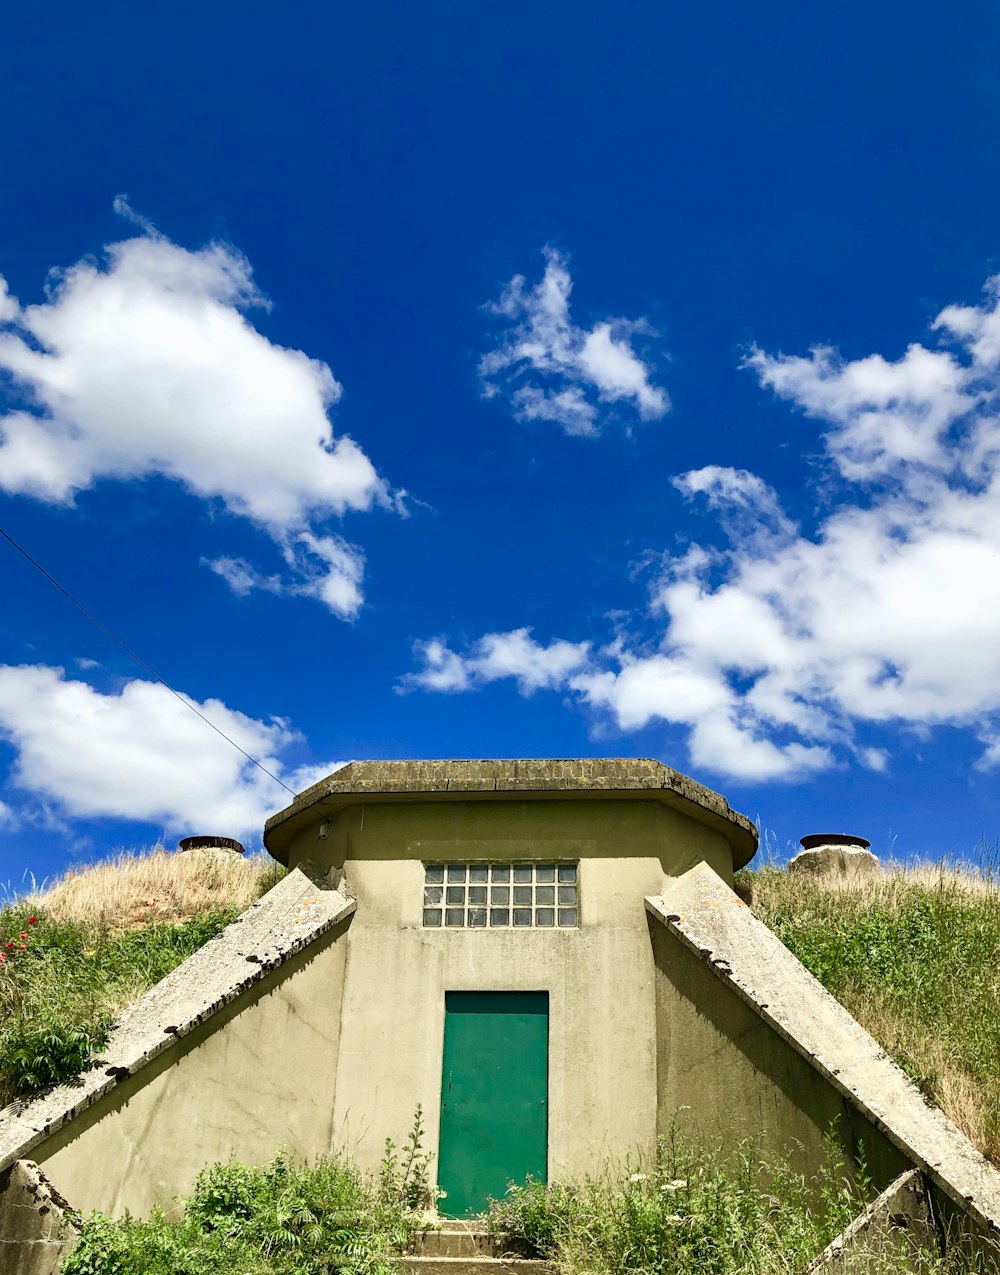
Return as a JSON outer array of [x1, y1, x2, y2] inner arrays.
[[397, 1220, 551, 1275]]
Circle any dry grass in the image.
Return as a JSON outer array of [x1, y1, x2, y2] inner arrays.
[[26, 847, 283, 929]]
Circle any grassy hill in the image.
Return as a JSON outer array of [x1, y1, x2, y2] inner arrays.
[[740, 859, 1000, 1163], [0, 847, 282, 1108]]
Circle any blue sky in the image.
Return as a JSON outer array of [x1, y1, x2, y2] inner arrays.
[[4, 1, 1000, 884]]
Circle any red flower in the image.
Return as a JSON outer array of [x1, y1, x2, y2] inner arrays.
[[19, 933, 28, 940], [0, 953, 6, 963], [136, 913, 143, 920], [16, 943, 25, 952], [28, 917, 37, 925], [5, 941, 12, 950]]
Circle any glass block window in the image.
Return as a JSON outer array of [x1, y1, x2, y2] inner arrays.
[[422, 863, 578, 928]]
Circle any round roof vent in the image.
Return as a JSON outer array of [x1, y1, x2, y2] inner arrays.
[[799, 833, 871, 851], [178, 836, 246, 855]]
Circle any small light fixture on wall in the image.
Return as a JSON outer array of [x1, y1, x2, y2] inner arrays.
[[318, 821, 329, 840]]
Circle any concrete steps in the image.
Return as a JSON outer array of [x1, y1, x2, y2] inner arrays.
[[399, 1223, 549, 1274], [397, 1261, 550, 1275]]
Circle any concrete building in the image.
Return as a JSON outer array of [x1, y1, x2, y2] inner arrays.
[[261, 758, 757, 1215], [5, 758, 1000, 1273]]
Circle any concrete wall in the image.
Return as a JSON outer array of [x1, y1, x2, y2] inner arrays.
[[650, 918, 910, 1188], [284, 798, 733, 1182], [32, 920, 351, 1218], [286, 797, 735, 888]]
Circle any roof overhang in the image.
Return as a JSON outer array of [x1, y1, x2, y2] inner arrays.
[[263, 759, 758, 870]]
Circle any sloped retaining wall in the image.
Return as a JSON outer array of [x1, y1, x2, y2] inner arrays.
[[647, 861, 1000, 1255], [0, 861, 355, 1264]]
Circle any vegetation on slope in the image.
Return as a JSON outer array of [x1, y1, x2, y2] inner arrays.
[[0, 848, 282, 1107], [741, 861, 1000, 1163]]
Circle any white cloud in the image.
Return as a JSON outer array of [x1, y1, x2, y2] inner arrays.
[[0, 206, 390, 617], [203, 556, 284, 598], [479, 247, 669, 436], [0, 664, 341, 836], [411, 269, 1000, 781], [203, 534, 366, 621], [404, 628, 591, 695]]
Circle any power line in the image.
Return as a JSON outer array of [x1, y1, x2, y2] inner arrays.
[[0, 525, 296, 796]]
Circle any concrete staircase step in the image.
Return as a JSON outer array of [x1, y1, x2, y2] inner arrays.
[[409, 1229, 537, 1259], [396, 1260, 550, 1275]]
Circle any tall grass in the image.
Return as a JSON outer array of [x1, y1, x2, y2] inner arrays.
[[0, 848, 283, 1107], [742, 861, 1000, 1162], [487, 1130, 975, 1274]]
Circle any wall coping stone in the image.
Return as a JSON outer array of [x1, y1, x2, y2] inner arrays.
[[645, 861, 1000, 1235], [263, 758, 757, 869], [0, 862, 355, 1177]]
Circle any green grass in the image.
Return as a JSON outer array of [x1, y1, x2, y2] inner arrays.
[[0, 847, 283, 1107], [740, 863, 1000, 1162], [0, 903, 238, 1105], [486, 1130, 983, 1275]]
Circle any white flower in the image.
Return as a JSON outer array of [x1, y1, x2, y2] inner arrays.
[[660, 1179, 687, 1191], [628, 1172, 647, 1182]]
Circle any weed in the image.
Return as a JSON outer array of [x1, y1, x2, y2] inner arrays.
[[378, 1105, 436, 1211], [62, 1146, 425, 1275]]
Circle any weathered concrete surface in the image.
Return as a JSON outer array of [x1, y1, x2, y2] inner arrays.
[[410, 1230, 537, 1258], [789, 845, 880, 878], [396, 1260, 550, 1275], [646, 862, 1000, 1237], [0, 1161, 77, 1275], [264, 759, 758, 869], [806, 1169, 938, 1272], [0, 863, 355, 1218], [299, 797, 735, 1184]]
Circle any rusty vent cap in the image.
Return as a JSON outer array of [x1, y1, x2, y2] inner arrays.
[[178, 836, 246, 855], [799, 833, 871, 851]]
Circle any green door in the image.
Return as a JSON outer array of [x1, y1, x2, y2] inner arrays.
[[438, 991, 549, 1217]]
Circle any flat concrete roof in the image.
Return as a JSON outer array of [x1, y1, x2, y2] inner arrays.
[[263, 758, 758, 869]]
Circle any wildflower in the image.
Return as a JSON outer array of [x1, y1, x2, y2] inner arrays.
[[629, 1173, 647, 1182], [5, 941, 13, 950], [19, 933, 28, 940], [28, 916, 37, 925], [661, 1180, 687, 1191], [17, 943, 25, 951], [0, 953, 5, 963], [84, 950, 97, 958], [136, 913, 144, 921]]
